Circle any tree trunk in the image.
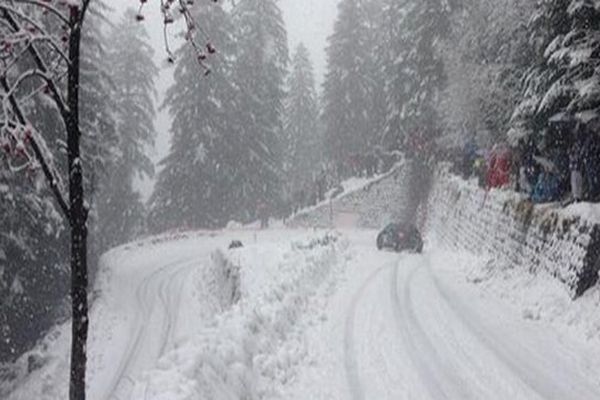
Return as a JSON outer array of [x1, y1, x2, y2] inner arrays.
[[67, 11, 88, 400], [69, 208, 88, 400]]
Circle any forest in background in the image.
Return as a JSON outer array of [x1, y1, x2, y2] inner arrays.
[[2, 0, 600, 366]]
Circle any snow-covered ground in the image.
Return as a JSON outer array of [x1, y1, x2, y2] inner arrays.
[[275, 233, 600, 400], [4, 227, 600, 399]]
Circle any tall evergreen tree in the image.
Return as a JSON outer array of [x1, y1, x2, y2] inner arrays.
[[150, 0, 289, 230], [435, 0, 534, 145], [283, 43, 320, 190], [322, 0, 384, 173], [377, 0, 413, 150], [396, 0, 453, 146], [96, 9, 158, 250], [149, 2, 242, 230], [231, 0, 289, 218]]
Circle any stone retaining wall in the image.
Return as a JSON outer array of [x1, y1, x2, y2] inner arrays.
[[424, 165, 600, 298], [288, 163, 413, 229]]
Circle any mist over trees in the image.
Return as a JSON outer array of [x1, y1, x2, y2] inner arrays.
[[2, 0, 600, 398], [96, 9, 158, 251], [322, 0, 385, 174], [283, 43, 321, 193], [0, 2, 158, 393], [150, 0, 289, 231]]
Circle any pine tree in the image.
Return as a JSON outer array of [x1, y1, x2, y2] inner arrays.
[[0, 168, 69, 362], [149, 2, 242, 231], [377, 0, 414, 150], [0, 2, 119, 363], [150, 0, 290, 230], [96, 9, 158, 250], [397, 0, 453, 147], [435, 0, 534, 145], [322, 0, 384, 174], [283, 43, 320, 191], [512, 0, 600, 143], [231, 0, 289, 218]]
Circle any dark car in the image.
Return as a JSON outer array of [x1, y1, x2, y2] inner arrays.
[[376, 222, 423, 253]]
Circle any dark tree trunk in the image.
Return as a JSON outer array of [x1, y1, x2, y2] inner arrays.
[[2, 4, 91, 399], [69, 211, 88, 400], [67, 11, 89, 400]]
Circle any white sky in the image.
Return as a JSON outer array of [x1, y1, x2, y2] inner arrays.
[[106, 0, 340, 200]]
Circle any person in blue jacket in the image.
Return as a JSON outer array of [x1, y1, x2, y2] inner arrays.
[[531, 163, 561, 203]]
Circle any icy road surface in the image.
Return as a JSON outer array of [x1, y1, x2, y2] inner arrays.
[[6, 229, 600, 400], [278, 230, 600, 400]]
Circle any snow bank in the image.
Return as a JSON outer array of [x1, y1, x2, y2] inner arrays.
[[424, 165, 600, 298], [1, 233, 242, 400], [460, 251, 600, 342], [289, 163, 412, 229], [131, 232, 348, 400]]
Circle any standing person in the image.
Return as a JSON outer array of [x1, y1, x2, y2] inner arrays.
[[569, 130, 585, 202], [531, 161, 560, 203], [583, 129, 600, 200], [461, 136, 478, 179], [487, 142, 512, 189]]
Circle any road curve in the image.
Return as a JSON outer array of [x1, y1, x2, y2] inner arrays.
[[344, 253, 600, 400], [106, 258, 198, 400]]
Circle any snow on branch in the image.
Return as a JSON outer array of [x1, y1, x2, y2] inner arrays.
[[0, 0, 94, 221]]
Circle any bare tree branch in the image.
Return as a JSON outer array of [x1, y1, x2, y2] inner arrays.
[[1, 76, 70, 220], [11, 0, 70, 24], [2, 9, 70, 125]]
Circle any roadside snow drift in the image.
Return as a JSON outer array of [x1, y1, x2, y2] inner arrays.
[[3, 230, 348, 400]]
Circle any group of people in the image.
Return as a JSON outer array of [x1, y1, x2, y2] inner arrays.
[[459, 125, 600, 205]]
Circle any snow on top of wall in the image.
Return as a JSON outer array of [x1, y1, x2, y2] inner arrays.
[[560, 202, 600, 223], [294, 162, 406, 220]]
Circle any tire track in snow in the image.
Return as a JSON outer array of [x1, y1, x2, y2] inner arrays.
[[157, 263, 194, 357], [428, 264, 600, 400], [344, 265, 390, 400], [106, 258, 197, 400], [390, 262, 474, 400]]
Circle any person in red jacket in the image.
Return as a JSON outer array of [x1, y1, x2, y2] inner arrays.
[[486, 143, 512, 189]]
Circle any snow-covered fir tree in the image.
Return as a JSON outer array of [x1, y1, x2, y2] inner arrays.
[[149, 2, 247, 231], [377, 0, 413, 150], [95, 9, 158, 251], [393, 0, 453, 148], [436, 0, 534, 146], [151, 0, 290, 230], [283, 43, 321, 193], [0, 1, 118, 363], [230, 0, 289, 219], [322, 0, 384, 175], [512, 0, 600, 143]]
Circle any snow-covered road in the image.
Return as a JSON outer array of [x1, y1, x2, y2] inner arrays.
[[281, 230, 600, 400], [6, 228, 600, 400]]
